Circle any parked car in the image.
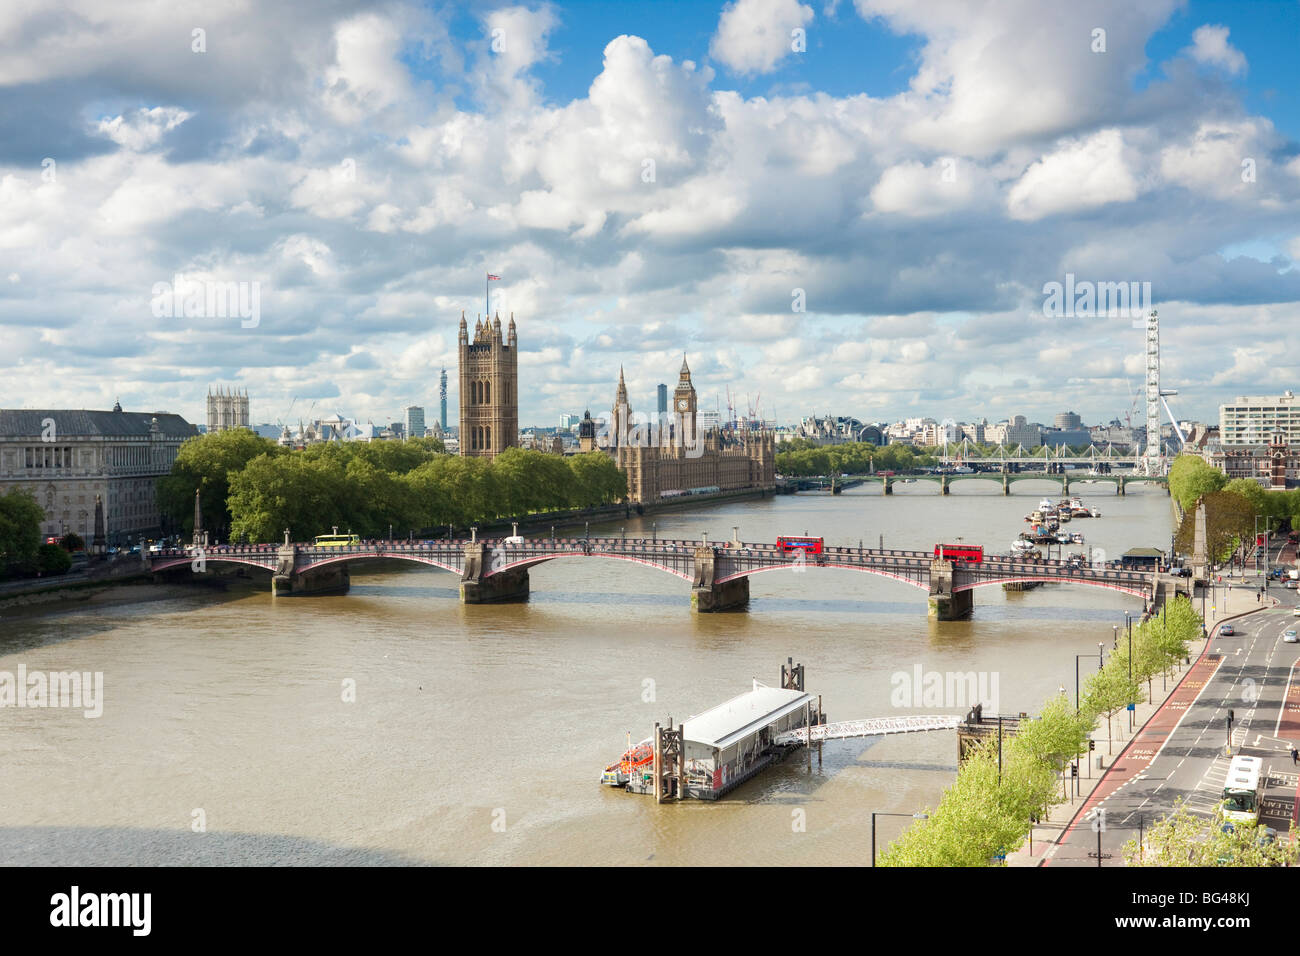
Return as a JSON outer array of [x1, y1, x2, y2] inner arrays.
[[1219, 624, 1235, 636]]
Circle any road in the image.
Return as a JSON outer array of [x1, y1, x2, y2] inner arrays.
[[1048, 597, 1300, 865]]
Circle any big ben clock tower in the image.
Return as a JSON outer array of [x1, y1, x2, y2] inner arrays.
[[673, 354, 697, 447]]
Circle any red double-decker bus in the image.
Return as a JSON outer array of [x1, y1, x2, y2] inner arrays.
[[777, 535, 824, 555], [934, 543, 983, 563]]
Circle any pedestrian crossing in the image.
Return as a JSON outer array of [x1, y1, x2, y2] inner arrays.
[[1183, 754, 1230, 816]]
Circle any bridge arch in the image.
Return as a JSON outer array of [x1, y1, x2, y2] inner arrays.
[[952, 576, 1149, 598], [486, 550, 694, 582], [298, 552, 463, 575], [713, 562, 929, 591], [150, 554, 276, 574]]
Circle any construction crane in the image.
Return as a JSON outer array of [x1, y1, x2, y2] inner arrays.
[[275, 396, 298, 430]]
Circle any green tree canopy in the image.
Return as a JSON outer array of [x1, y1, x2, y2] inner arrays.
[[0, 488, 44, 577], [157, 429, 282, 540]]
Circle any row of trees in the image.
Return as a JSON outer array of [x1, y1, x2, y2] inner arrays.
[[878, 694, 1093, 866], [1168, 454, 1299, 563], [775, 441, 939, 477], [1169, 453, 1300, 521], [157, 431, 628, 544], [773, 438, 1122, 478], [878, 597, 1277, 865]]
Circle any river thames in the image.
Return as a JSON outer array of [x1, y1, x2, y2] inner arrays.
[[0, 480, 1173, 865]]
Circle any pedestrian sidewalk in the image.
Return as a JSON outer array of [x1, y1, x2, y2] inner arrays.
[[1007, 579, 1275, 866]]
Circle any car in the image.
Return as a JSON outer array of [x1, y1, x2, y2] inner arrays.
[[1293, 606, 1300, 617], [1219, 624, 1235, 636], [1284, 629, 1299, 644]]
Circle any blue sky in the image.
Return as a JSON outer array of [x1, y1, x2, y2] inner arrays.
[[1, 0, 1298, 431]]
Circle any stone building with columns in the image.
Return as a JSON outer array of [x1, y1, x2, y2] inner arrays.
[[0, 404, 197, 545]]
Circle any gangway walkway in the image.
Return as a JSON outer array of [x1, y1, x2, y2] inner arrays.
[[774, 714, 960, 745]]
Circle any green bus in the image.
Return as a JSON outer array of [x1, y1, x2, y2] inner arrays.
[[314, 533, 361, 548]]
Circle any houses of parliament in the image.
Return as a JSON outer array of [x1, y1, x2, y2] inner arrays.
[[457, 312, 775, 504]]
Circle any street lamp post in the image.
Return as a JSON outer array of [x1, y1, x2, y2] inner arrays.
[[1074, 645, 1104, 712], [1127, 613, 1134, 731], [871, 811, 929, 866]]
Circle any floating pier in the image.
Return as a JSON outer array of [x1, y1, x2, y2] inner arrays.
[[602, 659, 981, 802]]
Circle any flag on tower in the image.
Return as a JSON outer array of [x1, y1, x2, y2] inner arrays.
[[487, 274, 501, 281]]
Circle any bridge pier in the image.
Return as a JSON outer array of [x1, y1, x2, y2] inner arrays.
[[691, 546, 749, 612], [882, 478, 892, 496], [459, 543, 530, 604], [1117, 477, 1126, 496], [1002, 476, 1009, 496], [928, 559, 972, 620], [271, 545, 351, 596], [1062, 476, 1070, 495], [940, 476, 950, 496]]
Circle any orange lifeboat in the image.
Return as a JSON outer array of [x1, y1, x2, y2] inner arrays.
[[600, 738, 654, 786]]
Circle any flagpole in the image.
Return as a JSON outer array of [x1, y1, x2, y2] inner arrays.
[[485, 273, 489, 319]]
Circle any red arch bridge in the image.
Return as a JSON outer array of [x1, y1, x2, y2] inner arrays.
[[146, 535, 1168, 618]]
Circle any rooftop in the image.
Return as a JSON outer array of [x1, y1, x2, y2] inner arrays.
[[0, 408, 196, 439], [683, 682, 812, 750]]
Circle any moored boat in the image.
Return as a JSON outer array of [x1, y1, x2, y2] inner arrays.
[[600, 738, 654, 787]]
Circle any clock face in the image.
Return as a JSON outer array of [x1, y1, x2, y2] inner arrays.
[[677, 398, 690, 411]]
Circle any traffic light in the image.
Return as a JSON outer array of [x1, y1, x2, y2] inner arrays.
[[1088, 739, 1096, 751]]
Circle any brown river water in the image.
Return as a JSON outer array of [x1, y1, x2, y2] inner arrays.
[[0, 480, 1173, 865]]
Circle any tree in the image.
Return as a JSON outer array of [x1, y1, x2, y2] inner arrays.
[[58, 532, 86, 552], [156, 430, 281, 540], [37, 543, 72, 576], [0, 488, 44, 577], [227, 452, 348, 542], [1174, 489, 1257, 565], [1124, 801, 1299, 866], [1011, 693, 1091, 779], [1081, 656, 1141, 754], [878, 741, 1030, 866], [1168, 453, 1227, 513]]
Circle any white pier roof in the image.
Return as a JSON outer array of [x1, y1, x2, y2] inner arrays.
[[683, 682, 812, 750]]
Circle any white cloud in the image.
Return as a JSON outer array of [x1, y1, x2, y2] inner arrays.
[[711, 0, 814, 75], [1159, 120, 1265, 200], [95, 107, 191, 151], [1, 0, 1297, 428], [1007, 129, 1140, 221], [868, 158, 994, 216], [1186, 24, 1246, 76]]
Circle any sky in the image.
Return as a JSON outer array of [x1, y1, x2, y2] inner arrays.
[[1, 0, 1298, 431]]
